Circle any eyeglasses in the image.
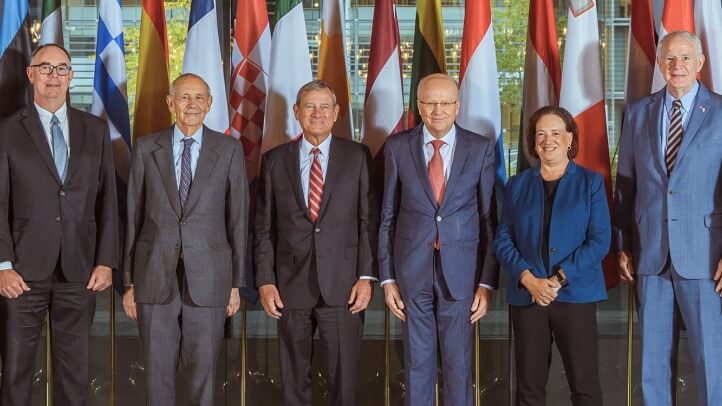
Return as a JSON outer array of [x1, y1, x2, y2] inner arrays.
[[418, 100, 458, 109], [30, 64, 72, 76]]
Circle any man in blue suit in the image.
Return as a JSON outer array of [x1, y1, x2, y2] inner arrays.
[[378, 73, 498, 406], [615, 30, 722, 406]]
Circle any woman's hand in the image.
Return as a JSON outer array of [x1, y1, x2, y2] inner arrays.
[[520, 270, 561, 306]]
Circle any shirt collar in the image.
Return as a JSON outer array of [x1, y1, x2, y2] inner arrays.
[[422, 124, 456, 147], [173, 125, 204, 146], [300, 134, 333, 157], [665, 81, 699, 114], [35, 102, 68, 124]]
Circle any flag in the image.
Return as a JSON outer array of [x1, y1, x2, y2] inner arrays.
[[458, 0, 506, 187], [183, 0, 229, 133], [625, 0, 656, 105], [408, 0, 446, 127], [133, 0, 171, 141], [651, 0, 695, 92], [40, 0, 63, 46], [91, 0, 131, 186], [0, 0, 32, 118], [361, 0, 404, 158], [318, 0, 353, 139], [518, 0, 561, 171], [261, 0, 313, 154], [695, 0, 722, 94], [559, 0, 617, 289]]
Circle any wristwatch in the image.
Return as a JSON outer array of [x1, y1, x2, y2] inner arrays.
[[549, 268, 568, 288]]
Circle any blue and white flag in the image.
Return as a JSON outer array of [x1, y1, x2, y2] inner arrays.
[[91, 0, 131, 184], [0, 0, 32, 117], [183, 0, 229, 133]]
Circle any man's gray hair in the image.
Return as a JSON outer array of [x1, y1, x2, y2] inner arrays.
[[169, 73, 211, 96], [656, 30, 704, 57], [295, 80, 337, 106]]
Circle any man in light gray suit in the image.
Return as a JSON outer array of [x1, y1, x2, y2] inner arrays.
[[122, 73, 248, 406], [615, 31, 722, 406]]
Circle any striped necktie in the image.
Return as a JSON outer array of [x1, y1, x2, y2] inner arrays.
[[665, 100, 683, 173], [308, 148, 324, 222]]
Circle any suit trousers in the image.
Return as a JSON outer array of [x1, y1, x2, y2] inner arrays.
[[402, 250, 474, 406], [137, 260, 226, 406], [277, 295, 364, 406], [0, 265, 97, 406], [510, 301, 602, 406], [636, 261, 722, 406]]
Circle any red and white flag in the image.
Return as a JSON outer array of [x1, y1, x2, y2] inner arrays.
[[560, 0, 617, 289], [651, 0, 695, 92], [518, 0, 561, 170], [695, 0, 722, 94], [458, 0, 505, 185], [361, 0, 404, 158], [230, 0, 271, 182], [319, 0, 353, 139], [625, 0, 656, 105]]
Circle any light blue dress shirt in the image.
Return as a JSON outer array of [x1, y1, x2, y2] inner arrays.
[[173, 125, 204, 187], [660, 81, 699, 158]]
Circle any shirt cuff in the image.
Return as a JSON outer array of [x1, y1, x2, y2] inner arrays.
[[380, 279, 396, 286], [0, 261, 13, 271], [477, 283, 494, 290], [359, 276, 378, 282]]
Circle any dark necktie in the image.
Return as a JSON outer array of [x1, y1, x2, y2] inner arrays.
[[429, 140, 445, 248], [308, 148, 324, 221], [665, 100, 683, 173], [179, 138, 193, 209], [51, 115, 68, 182]]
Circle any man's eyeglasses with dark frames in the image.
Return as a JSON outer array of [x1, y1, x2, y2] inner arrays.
[[30, 64, 72, 76]]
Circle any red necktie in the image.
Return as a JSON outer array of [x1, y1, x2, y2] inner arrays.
[[429, 140, 445, 248], [308, 148, 324, 221]]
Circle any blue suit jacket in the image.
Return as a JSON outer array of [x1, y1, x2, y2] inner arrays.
[[614, 83, 722, 278], [495, 161, 610, 306], [378, 124, 498, 300]]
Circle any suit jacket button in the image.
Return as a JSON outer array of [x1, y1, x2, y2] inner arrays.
[[54, 216, 61, 222], [436, 216, 442, 222], [180, 221, 186, 226], [59, 191, 65, 196], [549, 248, 557, 253], [315, 228, 321, 233]]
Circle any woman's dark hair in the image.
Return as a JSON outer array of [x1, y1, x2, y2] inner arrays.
[[526, 106, 579, 160]]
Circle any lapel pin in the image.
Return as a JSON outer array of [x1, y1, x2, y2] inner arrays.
[[700, 106, 707, 113]]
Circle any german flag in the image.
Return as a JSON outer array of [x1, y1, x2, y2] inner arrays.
[[408, 0, 446, 127]]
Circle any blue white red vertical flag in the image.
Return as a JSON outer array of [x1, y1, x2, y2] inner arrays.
[[361, 0, 404, 158], [695, 0, 722, 94], [183, 0, 229, 134], [458, 0, 505, 187], [651, 0, 695, 93], [91, 0, 131, 184]]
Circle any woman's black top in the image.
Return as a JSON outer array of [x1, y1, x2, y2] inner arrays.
[[542, 178, 560, 273]]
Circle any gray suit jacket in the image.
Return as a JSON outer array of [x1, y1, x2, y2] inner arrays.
[[123, 126, 248, 306], [615, 83, 722, 278]]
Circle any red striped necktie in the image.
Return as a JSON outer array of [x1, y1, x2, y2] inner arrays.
[[308, 148, 324, 221]]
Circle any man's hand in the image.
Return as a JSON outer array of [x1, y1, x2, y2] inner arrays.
[[714, 259, 722, 297], [87, 265, 112, 291], [348, 279, 373, 314], [259, 284, 284, 319], [618, 250, 635, 286], [227, 288, 241, 317], [123, 287, 137, 321], [0, 269, 30, 299], [470, 286, 492, 323], [383, 283, 406, 321], [520, 271, 560, 306]]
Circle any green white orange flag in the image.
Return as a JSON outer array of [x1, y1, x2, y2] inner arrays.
[[132, 0, 171, 141], [318, 0, 353, 139], [408, 0, 446, 127], [40, 0, 63, 45]]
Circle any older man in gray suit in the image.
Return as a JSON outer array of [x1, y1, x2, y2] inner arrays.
[[122, 73, 248, 406]]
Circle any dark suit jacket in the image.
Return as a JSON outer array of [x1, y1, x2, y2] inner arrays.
[[123, 126, 248, 307], [495, 161, 610, 306], [0, 106, 119, 281], [253, 136, 379, 309], [378, 124, 498, 300]]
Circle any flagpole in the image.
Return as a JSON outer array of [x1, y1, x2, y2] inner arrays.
[[474, 323, 480, 406], [240, 300, 247, 406], [46, 316, 52, 406], [626, 286, 633, 406], [384, 308, 390, 406], [110, 290, 116, 406]]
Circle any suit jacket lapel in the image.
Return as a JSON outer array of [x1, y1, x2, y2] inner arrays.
[[20, 107, 61, 184], [151, 128, 182, 218], [182, 127, 220, 215], [66, 108, 86, 184], [441, 125, 470, 209], [647, 92, 666, 176], [317, 136, 341, 220], [675, 85, 711, 167], [282, 140, 312, 221], [408, 126, 437, 207]]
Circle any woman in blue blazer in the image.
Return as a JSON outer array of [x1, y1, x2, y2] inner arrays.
[[495, 106, 610, 406]]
